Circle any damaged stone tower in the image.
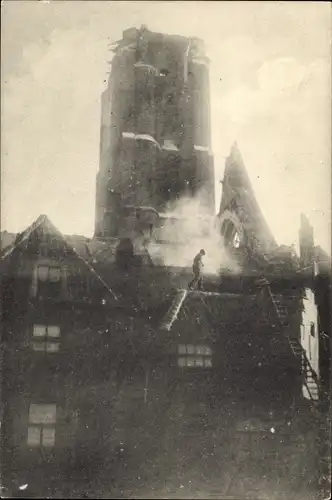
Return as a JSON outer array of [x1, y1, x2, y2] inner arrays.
[[95, 25, 215, 238]]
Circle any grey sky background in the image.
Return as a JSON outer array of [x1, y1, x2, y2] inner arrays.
[[1, 1, 331, 253]]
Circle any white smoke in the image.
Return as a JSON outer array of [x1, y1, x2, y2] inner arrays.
[[148, 193, 240, 275]]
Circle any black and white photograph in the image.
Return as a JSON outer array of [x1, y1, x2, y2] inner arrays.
[[1, 1, 331, 498]]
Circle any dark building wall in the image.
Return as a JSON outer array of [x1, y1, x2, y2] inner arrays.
[[1, 229, 324, 498]]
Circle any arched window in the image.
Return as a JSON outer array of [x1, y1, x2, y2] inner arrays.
[[232, 231, 241, 249], [221, 219, 242, 250]]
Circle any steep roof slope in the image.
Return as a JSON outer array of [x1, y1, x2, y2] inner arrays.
[[0, 214, 118, 300]]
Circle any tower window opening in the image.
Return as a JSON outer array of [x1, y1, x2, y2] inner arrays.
[[221, 220, 242, 250], [233, 232, 241, 249]]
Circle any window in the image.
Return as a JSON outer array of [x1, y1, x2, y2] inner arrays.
[[232, 231, 241, 249], [67, 267, 89, 301], [27, 404, 56, 448], [310, 322, 315, 338], [37, 266, 61, 283], [32, 324, 60, 352], [177, 344, 212, 368], [33, 265, 63, 300]]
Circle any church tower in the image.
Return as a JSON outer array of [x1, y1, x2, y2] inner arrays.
[[95, 26, 215, 238]]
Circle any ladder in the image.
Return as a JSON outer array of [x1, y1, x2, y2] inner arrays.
[[159, 289, 229, 331], [265, 284, 320, 403], [160, 289, 188, 331], [265, 282, 331, 494]]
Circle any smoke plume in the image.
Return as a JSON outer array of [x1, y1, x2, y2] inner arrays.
[[148, 193, 240, 275]]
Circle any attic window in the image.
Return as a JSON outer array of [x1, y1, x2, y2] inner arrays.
[[177, 344, 212, 368], [32, 265, 63, 300], [32, 324, 60, 352]]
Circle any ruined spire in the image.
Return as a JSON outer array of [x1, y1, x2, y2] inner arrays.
[[223, 141, 253, 192], [219, 142, 277, 254]]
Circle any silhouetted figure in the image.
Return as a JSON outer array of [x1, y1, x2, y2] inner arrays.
[[188, 249, 205, 291], [115, 238, 134, 271]]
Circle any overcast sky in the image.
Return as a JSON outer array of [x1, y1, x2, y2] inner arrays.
[[1, 1, 331, 252]]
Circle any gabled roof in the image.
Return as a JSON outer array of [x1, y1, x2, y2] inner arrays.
[[219, 142, 277, 251], [1, 214, 54, 260], [0, 214, 118, 300]]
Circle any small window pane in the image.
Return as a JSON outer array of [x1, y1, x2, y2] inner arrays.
[[204, 358, 212, 368], [194, 356, 204, 367], [27, 426, 41, 446], [47, 326, 60, 338], [49, 268, 61, 283], [186, 357, 196, 367], [29, 404, 56, 424], [178, 345, 187, 355], [33, 324, 46, 337], [37, 266, 49, 281], [196, 345, 212, 356], [32, 341, 46, 351], [42, 428, 55, 447], [178, 357, 186, 367], [186, 345, 195, 355], [46, 342, 59, 353]]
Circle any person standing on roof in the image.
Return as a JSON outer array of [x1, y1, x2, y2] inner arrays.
[[188, 249, 206, 291]]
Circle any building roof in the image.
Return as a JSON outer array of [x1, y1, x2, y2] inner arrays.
[[0, 214, 118, 301]]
